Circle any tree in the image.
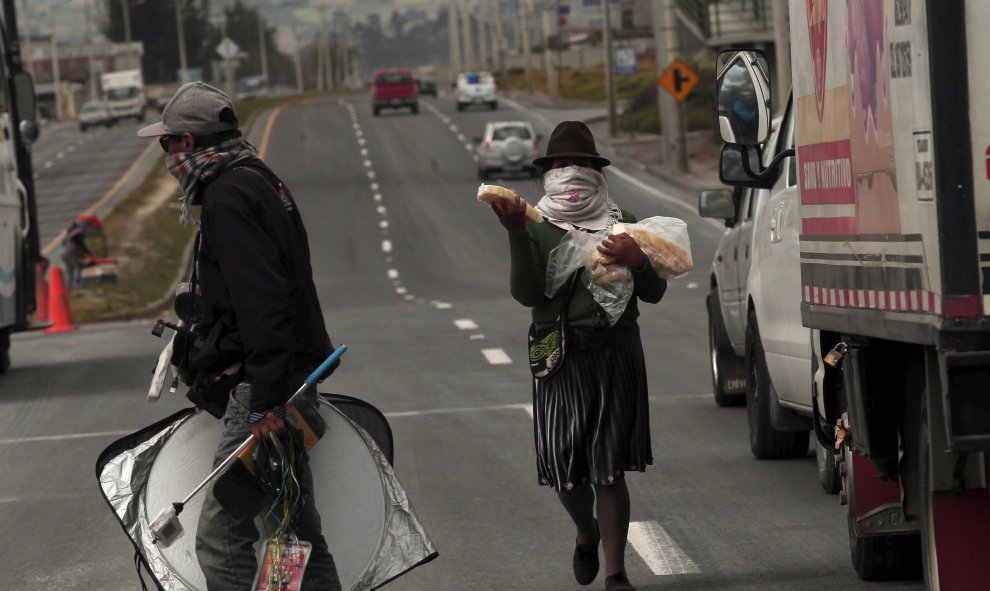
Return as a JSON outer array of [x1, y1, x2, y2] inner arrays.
[[102, 0, 221, 84]]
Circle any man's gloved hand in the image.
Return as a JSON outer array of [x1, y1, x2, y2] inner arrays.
[[248, 405, 286, 440]]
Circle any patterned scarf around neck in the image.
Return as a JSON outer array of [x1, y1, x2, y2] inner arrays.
[[535, 165, 620, 232], [167, 138, 258, 225]]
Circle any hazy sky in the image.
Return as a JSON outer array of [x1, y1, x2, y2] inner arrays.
[[20, 0, 443, 46]]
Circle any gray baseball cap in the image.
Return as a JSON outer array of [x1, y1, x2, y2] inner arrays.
[[137, 81, 238, 138]]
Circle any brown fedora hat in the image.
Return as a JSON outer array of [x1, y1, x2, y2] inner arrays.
[[532, 120, 611, 168]]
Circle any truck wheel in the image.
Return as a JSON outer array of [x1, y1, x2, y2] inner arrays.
[[0, 329, 10, 374], [477, 167, 489, 181], [745, 309, 810, 459], [843, 448, 922, 580], [816, 438, 841, 494], [708, 287, 745, 407], [410, 104, 419, 114], [373, 107, 380, 117]]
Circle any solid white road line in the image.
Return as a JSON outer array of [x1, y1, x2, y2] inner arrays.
[[627, 520, 701, 576], [454, 319, 479, 330], [481, 348, 512, 364], [0, 430, 132, 445], [385, 402, 531, 418]]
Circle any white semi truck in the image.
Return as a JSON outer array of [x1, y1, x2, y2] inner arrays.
[[713, 1, 990, 588], [0, 0, 42, 371], [101, 69, 146, 122]]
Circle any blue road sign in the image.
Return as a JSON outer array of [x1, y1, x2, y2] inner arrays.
[[615, 47, 638, 76]]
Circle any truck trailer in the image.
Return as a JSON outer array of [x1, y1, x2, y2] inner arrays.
[[713, 1, 990, 588], [101, 69, 146, 122]]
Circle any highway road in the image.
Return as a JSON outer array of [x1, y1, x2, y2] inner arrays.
[[0, 94, 924, 590]]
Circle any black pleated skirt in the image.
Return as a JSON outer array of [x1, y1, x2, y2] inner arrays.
[[532, 323, 653, 491]]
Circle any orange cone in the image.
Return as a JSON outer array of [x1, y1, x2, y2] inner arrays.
[[44, 267, 76, 334], [34, 262, 48, 324]]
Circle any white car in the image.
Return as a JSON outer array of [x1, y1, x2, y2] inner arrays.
[[456, 72, 497, 111], [475, 121, 541, 180], [78, 100, 114, 132]]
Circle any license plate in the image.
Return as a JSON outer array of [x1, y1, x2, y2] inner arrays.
[[391, 99, 401, 104]]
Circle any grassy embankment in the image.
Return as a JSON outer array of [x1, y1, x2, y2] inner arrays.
[[504, 54, 718, 136], [69, 94, 315, 323]]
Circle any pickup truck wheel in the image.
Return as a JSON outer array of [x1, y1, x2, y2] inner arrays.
[[373, 107, 380, 117], [410, 104, 419, 114], [0, 329, 10, 374], [745, 309, 810, 459], [707, 287, 744, 407]]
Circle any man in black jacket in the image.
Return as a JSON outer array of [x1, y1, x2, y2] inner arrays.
[[138, 81, 341, 590]]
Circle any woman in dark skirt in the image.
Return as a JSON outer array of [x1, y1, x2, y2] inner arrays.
[[489, 121, 667, 591]]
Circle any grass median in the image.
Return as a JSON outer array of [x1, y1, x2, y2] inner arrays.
[[68, 93, 321, 324]]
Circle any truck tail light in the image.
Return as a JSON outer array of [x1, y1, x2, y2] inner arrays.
[[482, 141, 491, 151]]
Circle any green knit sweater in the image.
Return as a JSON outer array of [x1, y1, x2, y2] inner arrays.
[[507, 208, 667, 330]]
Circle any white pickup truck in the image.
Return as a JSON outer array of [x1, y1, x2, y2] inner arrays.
[[699, 52, 837, 492]]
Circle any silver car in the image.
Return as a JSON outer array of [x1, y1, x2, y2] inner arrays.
[[476, 121, 541, 180], [78, 100, 114, 132]]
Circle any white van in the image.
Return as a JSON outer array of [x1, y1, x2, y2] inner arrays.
[[456, 72, 497, 111]]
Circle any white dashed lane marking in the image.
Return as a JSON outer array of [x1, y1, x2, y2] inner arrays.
[[454, 319, 478, 330], [381, 240, 392, 253], [481, 348, 511, 365], [627, 521, 701, 576]]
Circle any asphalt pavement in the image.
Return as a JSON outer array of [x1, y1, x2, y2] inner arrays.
[[0, 93, 924, 590]]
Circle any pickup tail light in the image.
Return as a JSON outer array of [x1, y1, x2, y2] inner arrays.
[[482, 141, 491, 151], [533, 138, 540, 150]]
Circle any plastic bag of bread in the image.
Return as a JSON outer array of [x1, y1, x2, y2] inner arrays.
[[544, 216, 693, 325], [590, 216, 693, 281]]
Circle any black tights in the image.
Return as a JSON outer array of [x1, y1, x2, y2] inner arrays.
[[556, 480, 631, 577]]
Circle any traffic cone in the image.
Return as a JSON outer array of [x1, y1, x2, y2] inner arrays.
[[44, 267, 76, 334], [34, 262, 48, 323]]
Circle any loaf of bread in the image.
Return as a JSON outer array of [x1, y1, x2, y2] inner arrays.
[[612, 223, 693, 278], [477, 184, 542, 223]]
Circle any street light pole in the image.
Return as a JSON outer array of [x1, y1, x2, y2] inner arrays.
[[257, 11, 269, 85], [542, 0, 557, 99], [448, 0, 462, 79], [19, 0, 32, 75], [175, 0, 189, 83], [48, 3, 61, 120], [520, 0, 533, 93], [121, 0, 132, 43], [458, 0, 474, 71], [602, 0, 617, 136], [478, 0, 489, 71]]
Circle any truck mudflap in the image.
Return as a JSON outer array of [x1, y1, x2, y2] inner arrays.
[[926, 490, 990, 590]]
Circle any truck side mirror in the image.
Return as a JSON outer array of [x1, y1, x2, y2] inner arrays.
[[716, 50, 772, 145], [719, 143, 794, 189], [13, 72, 38, 143], [698, 189, 736, 220]]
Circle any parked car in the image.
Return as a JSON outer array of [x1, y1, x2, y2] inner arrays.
[[371, 68, 418, 116], [415, 75, 437, 97], [475, 121, 541, 180], [456, 71, 497, 111], [78, 100, 114, 132]]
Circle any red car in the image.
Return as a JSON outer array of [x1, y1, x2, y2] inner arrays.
[[371, 69, 418, 116]]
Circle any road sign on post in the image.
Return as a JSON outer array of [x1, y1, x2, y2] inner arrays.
[[658, 58, 699, 102], [615, 46, 638, 75], [216, 37, 240, 61]]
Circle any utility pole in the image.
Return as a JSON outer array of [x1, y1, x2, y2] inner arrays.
[[541, 0, 557, 99], [493, 0, 505, 80], [652, 0, 686, 170], [19, 0, 31, 75], [48, 3, 61, 120], [772, 0, 790, 115], [175, 0, 189, 83], [602, 0, 617, 136], [520, 0, 533, 92], [478, 0, 489, 71], [448, 0, 462, 79], [121, 0, 132, 43], [257, 11, 269, 85], [85, 0, 96, 101], [291, 20, 303, 93], [458, 0, 474, 71]]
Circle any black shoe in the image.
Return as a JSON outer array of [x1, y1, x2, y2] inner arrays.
[[572, 521, 600, 585], [604, 572, 635, 591]]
